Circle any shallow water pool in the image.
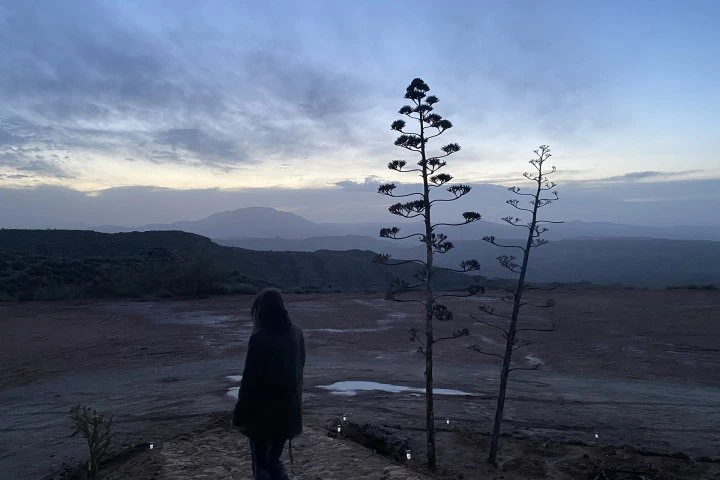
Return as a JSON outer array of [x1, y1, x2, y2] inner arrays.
[[318, 381, 474, 397]]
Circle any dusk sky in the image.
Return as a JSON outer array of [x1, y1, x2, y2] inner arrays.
[[1, 0, 719, 227]]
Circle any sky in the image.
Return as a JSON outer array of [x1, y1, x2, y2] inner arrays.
[[1, 0, 719, 226]]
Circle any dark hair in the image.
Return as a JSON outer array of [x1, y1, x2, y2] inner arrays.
[[251, 288, 290, 333]]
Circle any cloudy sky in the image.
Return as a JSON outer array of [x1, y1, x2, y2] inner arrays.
[[1, 0, 719, 226]]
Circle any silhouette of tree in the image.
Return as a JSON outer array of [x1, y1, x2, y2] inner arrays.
[[469, 145, 561, 464], [375, 78, 483, 468]]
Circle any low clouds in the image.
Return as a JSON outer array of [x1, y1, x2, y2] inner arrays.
[[333, 176, 384, 191], [2, 177, 719, 229], [17, 158, 74, 179], [597, 170, 705, 183], [0, 140, 74, 180]]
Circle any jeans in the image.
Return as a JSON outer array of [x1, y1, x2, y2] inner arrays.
[[249, 439, 289, 480]]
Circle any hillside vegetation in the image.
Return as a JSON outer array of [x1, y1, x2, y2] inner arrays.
[[0, 229, 482, 301], [221, 234, 720, 288]]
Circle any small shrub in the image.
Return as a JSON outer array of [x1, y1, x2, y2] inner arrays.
[[70, 404, 113, 478]]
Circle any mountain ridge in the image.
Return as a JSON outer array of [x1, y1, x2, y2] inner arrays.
[[91, 207, 720, 242]]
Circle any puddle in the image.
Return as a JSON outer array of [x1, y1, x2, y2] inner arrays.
[[466, 296, 502, 302], [155, 311, 235, 327], [106, 303, 240, 327], [318, 381, 474, 397], [525, 353, 544, 366], [289, 301, 333, 311], [306, 327, 390, 334], [378, 311, 411, 326], [352, 299, 388, 307], [225, 375, 243, 399], [306, 310, 409, 332]]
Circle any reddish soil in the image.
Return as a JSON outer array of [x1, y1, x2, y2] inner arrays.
[[1, 289, 719, 479]]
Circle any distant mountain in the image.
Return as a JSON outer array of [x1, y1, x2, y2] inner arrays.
[[94, 207, 415, 241], [533, 220, 720, 242], [93, 207, 720, 242], [96, 207, 320, 238]]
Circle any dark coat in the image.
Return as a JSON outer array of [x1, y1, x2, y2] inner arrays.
[[232, 318, 305, 441]]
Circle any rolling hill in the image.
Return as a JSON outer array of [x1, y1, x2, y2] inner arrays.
[[0, 229, 483, 301], [217, 234, 720, 288], [391, 237, 720, 288]]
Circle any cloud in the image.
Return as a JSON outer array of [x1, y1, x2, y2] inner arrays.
[[0, 1, 715, 191], [333, 176, 384, 191], [17, 158, 74, 178], [621, 197, 668, 203], [154, 128, 246, 168], [0, 1, 370, 178], [0, 173, 31, 180], [0, 128, 25, 146], [0, 148, 73, 179], [594, 170, 705, 183]]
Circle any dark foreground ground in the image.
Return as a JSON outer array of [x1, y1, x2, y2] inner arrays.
[[1, 289, 719, 479]]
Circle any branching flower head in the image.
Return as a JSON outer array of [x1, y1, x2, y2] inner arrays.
[[462, 211, 481, 223], [405, 78, 430, 100], [378, 183, 397, 195], [380, 226, 400, 238], [391, 120, 406, 131], [430, 173, 453, 186], [387, 160, 407, 171], [441, 143, 461, 154]]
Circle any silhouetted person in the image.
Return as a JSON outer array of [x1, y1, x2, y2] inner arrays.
[[232, 288, 305, 479]]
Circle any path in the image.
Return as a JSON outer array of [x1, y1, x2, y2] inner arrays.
[[102, 416, 428, 480]]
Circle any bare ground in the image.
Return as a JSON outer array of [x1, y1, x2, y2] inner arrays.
[[1, 289, 719, 479]]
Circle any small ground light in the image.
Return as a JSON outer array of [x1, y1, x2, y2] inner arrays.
[[337, 425, 341, 433], [149, 443, 154, 450], [342, 415, 347, 422], [406, 449, 411, 460], [594, 432, 599, 439], [446, 418, 450, 425]]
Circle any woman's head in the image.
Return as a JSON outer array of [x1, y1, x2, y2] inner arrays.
[[251, 288, 290, 333]]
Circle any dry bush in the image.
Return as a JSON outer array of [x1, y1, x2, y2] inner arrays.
[[70, 404, 113, 478]]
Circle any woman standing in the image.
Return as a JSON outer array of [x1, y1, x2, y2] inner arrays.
[[233, 288, 305, 480]]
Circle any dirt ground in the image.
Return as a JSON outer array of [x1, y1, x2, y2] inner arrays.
[[1, 289, 719, 479]]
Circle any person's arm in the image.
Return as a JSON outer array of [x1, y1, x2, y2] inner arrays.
[[300, 330, 306, 370], [232, 333, 263, 428], [297, 328, 305, 394], [240, 333, 264, 393]]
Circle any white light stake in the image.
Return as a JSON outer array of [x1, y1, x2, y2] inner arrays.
[[337, 425, 341, 433], [149, 443, 154, 450], [446, 418, 450, 425], [406, 449, 411, 460], [594, 432, 599, 439], [342, 415, 347, 422]]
